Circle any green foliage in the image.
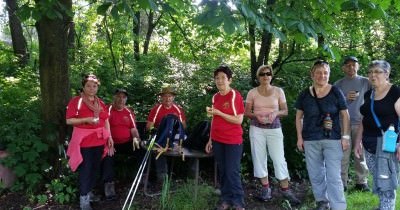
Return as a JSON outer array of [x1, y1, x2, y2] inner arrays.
[[0, 68, 50, 192], [159, 175, 172, 210], [44, 174, 77, 204], [159, 180, 218, 210]]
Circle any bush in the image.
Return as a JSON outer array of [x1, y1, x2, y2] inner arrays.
[[0, 68, 49, 192]]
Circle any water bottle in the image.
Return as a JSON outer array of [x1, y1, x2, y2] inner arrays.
[[382, 124, 397, 153], [323, 113, 332, 138]]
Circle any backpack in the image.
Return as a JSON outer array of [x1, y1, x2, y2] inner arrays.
[[153, 114, 186, 159], [184, 121, 210, 151]]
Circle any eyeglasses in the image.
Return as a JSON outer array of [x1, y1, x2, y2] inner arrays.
[[313, 60, 329, 66], [259, 72, 272, 77], [368, 70, 385, 75]]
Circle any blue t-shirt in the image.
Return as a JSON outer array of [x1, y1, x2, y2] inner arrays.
[[295, 86, 347, 141]]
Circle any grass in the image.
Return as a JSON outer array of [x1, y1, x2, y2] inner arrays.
[[132, 174, 400, 210], [159, 179, 218, 210], [300, 175, 400, 210]]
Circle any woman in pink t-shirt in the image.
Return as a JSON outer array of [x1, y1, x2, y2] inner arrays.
[[205, 65, 245, 210], [245, 65, 300, 204]]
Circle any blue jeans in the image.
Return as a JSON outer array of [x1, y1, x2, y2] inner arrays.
[[213, 140, 244, 208], [304, 140, 346, 210]]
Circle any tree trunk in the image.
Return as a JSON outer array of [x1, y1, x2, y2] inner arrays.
[[35, 0, 72, 176], [249, 23, 257, 86], [248, 0, 275, 87], [104, 17, 118, 78], [143, 11, 154, 55], [133, 11, 140, 61], [6, 0, 29, 67]]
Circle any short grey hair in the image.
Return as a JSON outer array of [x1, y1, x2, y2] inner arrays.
[[368, 60, 391, 73]]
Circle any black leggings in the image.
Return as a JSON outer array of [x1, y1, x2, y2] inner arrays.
[[79, 146, 103, 195]]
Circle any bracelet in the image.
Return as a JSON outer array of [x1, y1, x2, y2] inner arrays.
[[342, 135, 350, 140]]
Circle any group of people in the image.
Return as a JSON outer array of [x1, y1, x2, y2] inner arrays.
[[66, 57, 400, 210], [66, 75, 189, 210], [295, 57, 400, 210]]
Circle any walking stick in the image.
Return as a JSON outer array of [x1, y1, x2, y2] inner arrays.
[[122, 134, 157, 210]]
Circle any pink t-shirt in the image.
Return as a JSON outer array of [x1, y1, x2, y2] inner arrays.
[[245, 86, 286, 128]]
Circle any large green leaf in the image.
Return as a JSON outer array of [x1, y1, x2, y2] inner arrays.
[[223, 17, 236, 34], [97, 2, 112, 15], [17, 4, 33, 21], [138, 0, 158, 10]]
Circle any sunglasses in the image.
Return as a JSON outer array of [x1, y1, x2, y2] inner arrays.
[[259, 72, 272, 77], [313, 60, 329, 66]]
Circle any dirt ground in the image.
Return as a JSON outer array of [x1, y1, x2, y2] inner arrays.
[[0, 178, 310, 210], [0, 152, 310, 210]]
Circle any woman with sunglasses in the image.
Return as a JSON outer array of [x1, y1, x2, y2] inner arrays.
[[354, 60, 400, 210], [295, 61, 350, 210], [66, 74, 114, 210], [244, 65, 300, 204]]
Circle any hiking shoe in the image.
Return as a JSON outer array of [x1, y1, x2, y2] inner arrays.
[[232, 205, 245, 210], [80, 194, 92, 210], [87, 191, 100, 202], [104, 182, 116, 201], [256, 187, 272, 201], [355, 183, 370, 192], [314, 201, 330, 210], [280, 189, 301, 205], [214, 201, 230, 210]]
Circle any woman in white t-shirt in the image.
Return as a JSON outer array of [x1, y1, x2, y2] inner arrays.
[[245, 65, 300, 204]]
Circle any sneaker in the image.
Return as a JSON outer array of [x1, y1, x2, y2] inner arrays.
[[280, 189, 301, 205], [355, 183, 370, 192], [314, 201, 330, 210], [256, 187, 272, 201]]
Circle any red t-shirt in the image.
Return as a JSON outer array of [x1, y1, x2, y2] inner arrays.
[[107, 105, 136, 144], [147, 103, 186, 128], [211, 89, 245, 144], [66, 96, 109, 147]]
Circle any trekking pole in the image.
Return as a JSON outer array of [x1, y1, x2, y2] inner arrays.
[[122, 134, 157, 210]]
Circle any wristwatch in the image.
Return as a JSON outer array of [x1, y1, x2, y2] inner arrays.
[[342, 135, 350, 140]]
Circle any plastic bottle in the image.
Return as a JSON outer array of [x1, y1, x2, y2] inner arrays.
[[323, 113, 332, 138], [382, 124, 397, 153]]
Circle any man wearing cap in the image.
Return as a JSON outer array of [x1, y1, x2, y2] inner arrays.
[[146, 86, 187, 182], [334, 56, 371, 192], [101, 89, 141, 200]]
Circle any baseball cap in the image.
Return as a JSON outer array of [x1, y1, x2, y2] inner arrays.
[[114, 88, 128, 97], [343, 56, 358, 65]]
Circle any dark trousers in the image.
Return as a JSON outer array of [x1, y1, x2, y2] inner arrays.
[[101, 141, 145, 182], [79, 146, 103, 195], [213, 140, 244, 207]]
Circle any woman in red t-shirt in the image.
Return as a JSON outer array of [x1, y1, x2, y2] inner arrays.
[[205, 65, 245, 210], [66, 74, 114, 210]]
